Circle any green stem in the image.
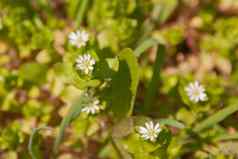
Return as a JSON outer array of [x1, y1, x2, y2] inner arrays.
[[84, 116, 90, 137], [111, 138, 132, 159], [111, 138, 124, 159]]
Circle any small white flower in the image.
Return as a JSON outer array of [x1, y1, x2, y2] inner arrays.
[[81, 98, 102, 115], [75, 54, 96, 75], [185, 81, 208, 103], [68, 30, 89, 48], [138, 121, 161, 142]]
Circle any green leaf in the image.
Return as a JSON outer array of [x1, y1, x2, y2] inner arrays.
[[64, 51, 100, 89], [19, 62, 47, 84], [194, 103, 238, 132], [152, 0, 178, 24], [119, 131, 171, 158], [28, 126, 50, 159], [75, 0, 90, 27], [53, 93, 90, 155], [158, 119, 185, 129], [120, 133, 158, 155], [134, 38, 158, 57], [104, 48, 139, 118], [0, 122, 23, 150], [143, 44, 166, 113], [93, 58, 118, 80], [151, 129, 172, 159], [67, 0, 81, 18], [132, 116, 151, 127], [214, 133, 238, 142]]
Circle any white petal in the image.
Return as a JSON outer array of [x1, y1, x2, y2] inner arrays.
[[145, 122, 151, 129], [199, 93, 207, 101], [154, 123, 161, 131], [194, 81, 200, 87], [138, 127, 148, 134], [148, 121, 154, 129]]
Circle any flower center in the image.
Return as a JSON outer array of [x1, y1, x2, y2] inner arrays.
[[148, 129, 157, 138], [77, 37, 83, 43], [192, 88, 201, 97]]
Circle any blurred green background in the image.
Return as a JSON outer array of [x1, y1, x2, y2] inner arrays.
[[1, 0, 238, 158]]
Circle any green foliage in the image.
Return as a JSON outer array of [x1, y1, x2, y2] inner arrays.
[[0, 122, 24, 150], [28, 127, 50, 159], [201, 18, 238, 57], [143, 45, 165, 113], [19, 62, 48, 85], [103, 48, 139, 118], [194, 102, 238, 132], [53, 93, 89, 154], [152, 0, 178, 24], [87, 0, 140, 51], [63, 49, 100, 89], [158, 119, 185, 129], [0, 0, 238, 159]]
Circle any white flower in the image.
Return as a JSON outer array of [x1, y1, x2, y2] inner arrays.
[[138, 121, 161, 142], [68, 30, 89, 48], [75, 54, 96, 75], [185, 81, 208, 103], [81, 98, 102, 115]]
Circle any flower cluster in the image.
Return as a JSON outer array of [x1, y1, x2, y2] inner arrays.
[[68, 30, 96, 75]]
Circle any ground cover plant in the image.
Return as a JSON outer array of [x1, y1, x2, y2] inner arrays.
[[1, 0, 238, 158]]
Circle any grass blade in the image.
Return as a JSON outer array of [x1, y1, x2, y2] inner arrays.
[[214, 133, 238, 142], [111, 138, 132, 159], [75, 0, 89, 27], [194, 104, 238, 132], [53, 94, 89, 155], [134, 38, 166, 113], [28, 126, 51, 159], [158, 119, 185, 129], [134, 38, 158, 57], [143, 44, 166, 113]]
